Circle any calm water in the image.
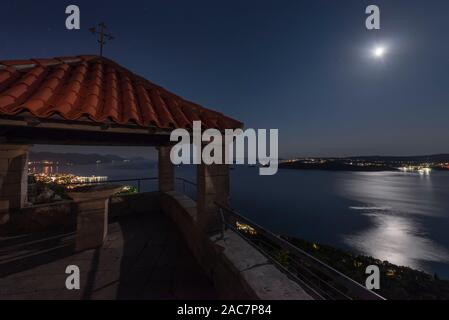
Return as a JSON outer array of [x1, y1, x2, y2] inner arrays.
[[31, 162, 449, 278]]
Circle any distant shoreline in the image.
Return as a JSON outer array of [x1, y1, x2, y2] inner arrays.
[[278, 154, 449, 172], [29, 151, 148, 166], [279, 162, 398, 172]]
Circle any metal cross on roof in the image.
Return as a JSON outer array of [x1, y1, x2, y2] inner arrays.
[[89, 22, 114, 57]]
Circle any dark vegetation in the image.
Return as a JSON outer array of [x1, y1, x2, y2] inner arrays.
[[235, 224, 449, 299], [285, 236, 449, 300]]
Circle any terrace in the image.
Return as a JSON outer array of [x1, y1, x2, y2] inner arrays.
[[0, 199, 217, 300], [0, 55, 381, 300]]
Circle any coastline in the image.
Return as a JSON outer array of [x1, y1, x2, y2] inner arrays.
[[283, 236, 449, 300], [279, 163, 397, 172]]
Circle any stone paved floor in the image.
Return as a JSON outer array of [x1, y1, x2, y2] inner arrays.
[[0, 212, 217, 300]]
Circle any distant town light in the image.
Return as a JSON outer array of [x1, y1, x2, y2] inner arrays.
[[419, 168, 432, 175], [32, 173, 108, 187]]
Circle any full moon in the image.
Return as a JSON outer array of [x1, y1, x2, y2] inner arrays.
[[373, 46, 386, 58]]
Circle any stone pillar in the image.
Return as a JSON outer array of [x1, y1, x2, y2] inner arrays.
[[68, 185, 122, 252], [158, 146, 174, 192], [0, 144, 31, 212], [74, 198, 110, 251], [0, 177, 9, 225], [197, 163, 230, 235]]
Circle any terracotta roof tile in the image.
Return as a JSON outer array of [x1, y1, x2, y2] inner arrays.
[[0, 55, 243, 131]]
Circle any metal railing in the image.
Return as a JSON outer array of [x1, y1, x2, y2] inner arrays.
[[216, 201, 386, 301], [177, 177, 197, 195], [59, 176, 197, 195]]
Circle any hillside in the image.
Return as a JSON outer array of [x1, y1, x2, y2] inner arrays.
[[29, 152, 146, 165]]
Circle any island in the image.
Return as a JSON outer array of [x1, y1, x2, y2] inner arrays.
[[279, 154, 449, 172]]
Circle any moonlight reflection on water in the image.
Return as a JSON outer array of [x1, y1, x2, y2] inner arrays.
[[344, 211, 449, 270], [340, 172, 449, 272]]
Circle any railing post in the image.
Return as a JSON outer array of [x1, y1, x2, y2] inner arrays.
[[219, 207, 226, 239]]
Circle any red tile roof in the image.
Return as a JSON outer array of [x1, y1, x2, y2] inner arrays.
[[0, 55, 242, 131]]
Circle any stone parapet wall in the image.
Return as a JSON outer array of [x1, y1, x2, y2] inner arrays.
[[160, 191, 313, 300], [109, 192, 161, 218], [0, 201, 75, 236], [1, 192, 160, 235]]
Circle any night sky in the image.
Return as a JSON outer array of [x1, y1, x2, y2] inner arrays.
[[1, 0, 449, 158]]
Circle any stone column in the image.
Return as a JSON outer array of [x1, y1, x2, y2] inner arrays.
[[74, 198, 110, 251], [0, 177, 9, 225], [68, 185, 122, 252], [197, 163, 230, 235], [0, 144, 31, 212], [158, 146, 174, 192]]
